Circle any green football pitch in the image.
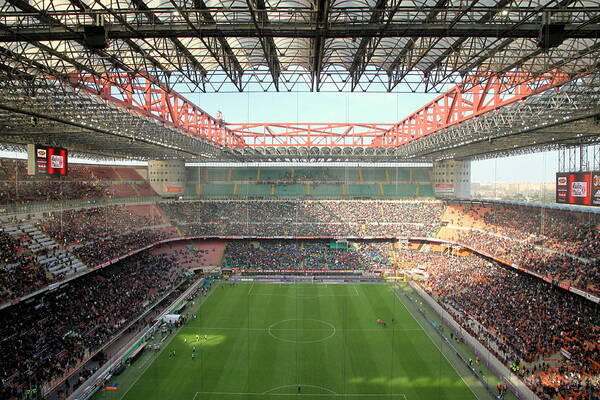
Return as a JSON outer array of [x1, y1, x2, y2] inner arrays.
[[94, 282, 490, 400]]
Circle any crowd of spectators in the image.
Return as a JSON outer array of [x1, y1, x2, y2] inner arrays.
[[72, 227, 178, 266], [160, 200, 444, 238], [441, 203, 600, 295], [410, 250, 600, 399], [0, 160, 155, 206], [37, 205, 165, 245], [0, 205, 173, 303], [224, 240, 393, 270], [0, 231, 51, 301], [0, 251, 185, 400]]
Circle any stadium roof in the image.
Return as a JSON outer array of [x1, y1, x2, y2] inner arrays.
[[1, 0, 600, 93], [0, 0, 600, 161]]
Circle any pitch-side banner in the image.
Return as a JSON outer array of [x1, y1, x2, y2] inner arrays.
[[555, 172, 596, 206]]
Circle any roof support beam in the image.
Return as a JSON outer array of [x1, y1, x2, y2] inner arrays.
[[246, 0, 282, 90], [312, 0, 329, 91], [387, 0, 480, 92], [85, 0, 207, 92], [421, 0, 514, 89], [4, 0, 175, 91], [349, 0, 401, 91], [3, 22, 600, 42], [189, 0, 245, 91]]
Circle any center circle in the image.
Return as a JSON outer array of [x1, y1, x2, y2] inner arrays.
[[267, 319, 336, 344]]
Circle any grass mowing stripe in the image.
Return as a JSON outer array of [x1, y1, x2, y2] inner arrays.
[[389, 283, 483, 400]]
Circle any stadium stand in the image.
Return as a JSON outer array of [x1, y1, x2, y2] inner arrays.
[[310, 183, 343, 198], [0, 230, 51, 301], [183, 167, 435, 199], [438, 202, 600, 295], [200, 183, 235, 197], [0, 251, 185, 400], [224, 240, 392, 270], [151, 240, 225, 269], [406, 250, 600, 400], [0, 160, 157, 207], [205, 168, 229, 182], [237, 183, 273, 197], [382, 183, 417, 197], [259, 168, 289, 181], [275, 183, 307, 197], [231, 168, 258, 181], [347, 184, 381, 197], [159, 200, 445, 238]]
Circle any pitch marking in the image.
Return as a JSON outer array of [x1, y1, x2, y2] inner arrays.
[[193, 391, 407, 399], [267, 319, 336, 344], [263, 384, 337, 394]]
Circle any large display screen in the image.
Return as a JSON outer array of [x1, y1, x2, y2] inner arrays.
[[27, 144, 68, 176], [555, 172, 600, 206]]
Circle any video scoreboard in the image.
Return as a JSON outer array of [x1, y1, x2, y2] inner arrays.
[[556, 172, 600, 206], [27, 144, 68, 176]]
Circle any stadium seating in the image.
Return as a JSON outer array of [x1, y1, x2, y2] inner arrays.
[[231, 168, 258, 181], [152, 240, 225, 269], [326, 168, 360, 182], [224, 240, 392, 270], [408, 249, 600, 400], [237, 183, 272, 197], [382, 183, 417, 197], [159, 200, 445, 238], [417, 184, 435, 197], [389, 168, 410, 182], [114, 167, 144, 181], [89, 166, 120, 180], [0, 251, 185, 400], [134, 183, 158, 196], [438, 202, 600, 295], [347, 184, 381, 197], [310, 183, 343, 198], [361, 168, 387, 182], [275, 183, 307, 197], [180, 167, 434, 199], [0, 160, 158, 207], [200, 183, 235, 197], [411, 168, 431, 182], [259, 168, 289, 181], [205, 168, 229, 182]]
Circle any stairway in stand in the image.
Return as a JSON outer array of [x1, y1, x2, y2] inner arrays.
[[5, 223, 88, 279]]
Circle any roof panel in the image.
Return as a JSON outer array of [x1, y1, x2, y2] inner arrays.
[[1, 0, 600, 92]]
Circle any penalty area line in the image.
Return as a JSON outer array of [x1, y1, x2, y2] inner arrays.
[[193, 392, 407, 399]]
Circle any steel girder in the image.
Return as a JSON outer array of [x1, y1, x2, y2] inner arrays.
[[0, 1, 599, 92], [245, 0, 282, 90], [375, 70, 573, 147], [0, 0, 183, 92], [220, 144, 424, 162], [69, 72, 244, 147], [393, 72, 600, 161], [0, 76, 239, 160], [226, 123, 396, 147]]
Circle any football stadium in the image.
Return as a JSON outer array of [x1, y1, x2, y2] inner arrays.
[[0, 1, 599, 400]]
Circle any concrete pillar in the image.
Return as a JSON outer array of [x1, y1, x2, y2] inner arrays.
[[147, 159, 186, 197], [432, 160, 471, 198]]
